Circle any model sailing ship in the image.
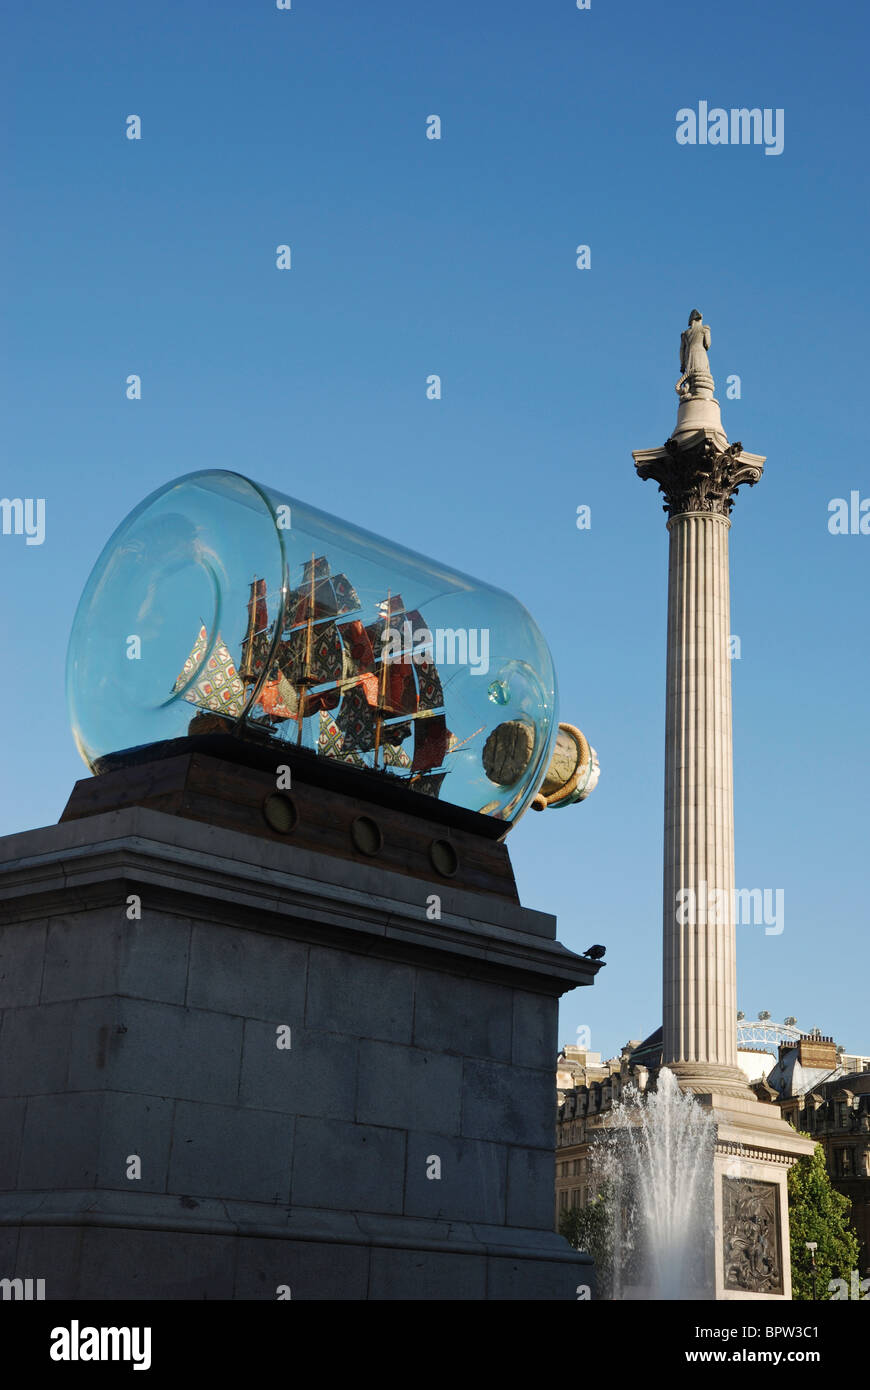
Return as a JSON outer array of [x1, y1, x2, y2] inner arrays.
[[171, 555, 459, 799]]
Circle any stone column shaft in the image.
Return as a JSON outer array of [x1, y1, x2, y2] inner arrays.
[[663, 511, 738, 1076]]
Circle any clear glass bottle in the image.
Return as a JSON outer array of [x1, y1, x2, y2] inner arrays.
[[66, 470, 559, 823]]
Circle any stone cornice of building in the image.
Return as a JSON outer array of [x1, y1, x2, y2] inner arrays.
[[556, 1129, 813, 1168], [716, 1141, 796, 1167], [633, 434, 765, 520]]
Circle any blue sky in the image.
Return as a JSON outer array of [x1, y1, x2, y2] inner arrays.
[[1, 0, 867, 1061]]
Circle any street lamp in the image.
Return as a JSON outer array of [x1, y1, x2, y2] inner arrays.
[[806, 1241, 818, 1301]]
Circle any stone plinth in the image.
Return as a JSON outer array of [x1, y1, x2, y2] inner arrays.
[[0, 759, 596, 1300]]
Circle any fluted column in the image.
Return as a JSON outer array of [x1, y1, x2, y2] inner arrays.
[[663, 510, 740, 1084], [634, 423, 765, 1097]]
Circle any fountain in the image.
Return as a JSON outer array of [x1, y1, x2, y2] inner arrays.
[[590, 1069, 716, 1300]]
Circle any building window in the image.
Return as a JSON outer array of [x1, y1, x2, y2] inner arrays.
[[559, 1190, 569, 1211], [571, 1189, 580, 1208]]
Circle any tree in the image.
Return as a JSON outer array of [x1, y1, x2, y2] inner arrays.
[[558, 1181, 644, 1299], [788, 1144, 862, 1299], [560, 1197, 607, 1259]]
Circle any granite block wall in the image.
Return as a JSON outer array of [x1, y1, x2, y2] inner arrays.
[[0, 807, 594, 1299]]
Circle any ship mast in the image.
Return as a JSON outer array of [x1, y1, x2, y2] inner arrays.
[[239, 578, 262, 692], [372, 591, 392, 770], [295, 553, 317, 747]]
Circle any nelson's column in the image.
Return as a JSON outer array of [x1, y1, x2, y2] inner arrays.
[[633, 312, 814, 1301]]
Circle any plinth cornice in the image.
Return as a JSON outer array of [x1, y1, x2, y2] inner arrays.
[[0, 805, 596, 995]]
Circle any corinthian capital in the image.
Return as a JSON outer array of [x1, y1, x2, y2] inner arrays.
[[634, 436, 764, 518]]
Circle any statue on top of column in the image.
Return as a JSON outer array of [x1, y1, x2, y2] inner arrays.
[[676, 310, 714, 397]]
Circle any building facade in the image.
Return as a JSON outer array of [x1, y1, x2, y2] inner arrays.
[[557, 1027, 870, 1278], [554, 1039, 646, 1224], [756, 1033, 870, 1274]]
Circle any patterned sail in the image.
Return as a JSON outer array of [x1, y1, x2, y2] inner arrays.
[[405, 609, 444, 710], [239, 578, 271, 682], [365, 598, 441, 717], [270, 623, 344, 713], [335, 684, 379, 752], [284, 555, 361, 627], [383, 742, 413, 769], [318, 710, 366, 766], [412, 713, 451, 773], [209, 561, 455, 795], [332, 595, 451, 760], [408, 771, 447, 798], [172, 626, 246, 717], [257, 671, 299, 720]]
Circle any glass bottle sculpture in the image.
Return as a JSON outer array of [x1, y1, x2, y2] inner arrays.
[[66, 470, 562, 824]]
